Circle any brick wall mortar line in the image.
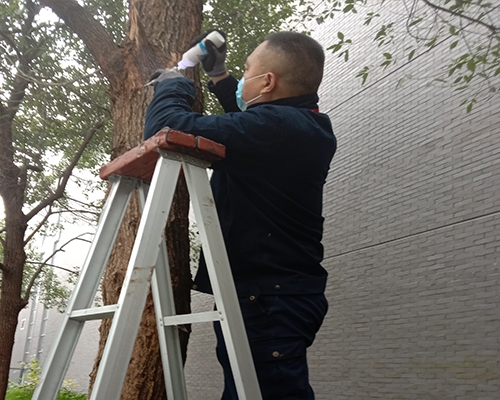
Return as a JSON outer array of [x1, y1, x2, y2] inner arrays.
[[324, 208, 500, 260]]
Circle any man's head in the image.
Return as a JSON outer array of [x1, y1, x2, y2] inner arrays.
[[241, 31, 325, 106]]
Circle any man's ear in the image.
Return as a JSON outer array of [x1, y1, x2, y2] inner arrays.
[[260, 72, 277, 94]]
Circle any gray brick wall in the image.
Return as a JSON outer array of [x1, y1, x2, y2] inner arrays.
[[309, 4, 500, 399], [185, 4, 500, 400]]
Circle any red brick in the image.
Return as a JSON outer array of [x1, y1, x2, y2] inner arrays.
[[100, 129, 226, 181], [166, 129, 196, 149], [196, 136, 226, 159]]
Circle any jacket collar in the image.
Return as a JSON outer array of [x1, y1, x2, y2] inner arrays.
[[248, 93, 319, 111]]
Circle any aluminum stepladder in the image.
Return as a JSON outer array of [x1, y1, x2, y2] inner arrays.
[[33, 128, 262, 400]]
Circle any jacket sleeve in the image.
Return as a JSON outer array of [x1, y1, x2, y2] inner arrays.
[[143, 77, 285, 173], [207, 74, 240, 113]]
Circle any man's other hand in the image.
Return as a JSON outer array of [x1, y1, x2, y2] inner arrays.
[[145, 69, 183, 87]]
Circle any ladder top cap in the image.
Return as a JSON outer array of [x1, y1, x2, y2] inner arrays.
[[99, 128, 226, 181]]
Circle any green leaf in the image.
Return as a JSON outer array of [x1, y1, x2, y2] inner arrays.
[[364, 12, 380, 26], [449, 26, 457, 35], [409, 17, 423, 27], [356, 66, 369, 85], [337, 31, 344, 40], [466, 102, 473, 113], [425, 37, 437, 48], [450, 40, 459, 49], [408, 49, 416, 60], [380, 60, 391, 68], [383, 52, 392, 59], [343, 4, 354, 12], [494, 68, 500, 76], [375, 26, 387, 40], [467, 59, 476, 72]]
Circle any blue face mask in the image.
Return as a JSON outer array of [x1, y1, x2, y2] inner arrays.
[[235, 74, 267, 111]]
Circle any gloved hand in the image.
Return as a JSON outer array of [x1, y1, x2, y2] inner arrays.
[[189, 29, 227, 77], [145, 68, 183, 87]]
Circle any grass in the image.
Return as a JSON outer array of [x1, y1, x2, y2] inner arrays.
[[7, 359, 86, 399], [6, 386, 86, 400]]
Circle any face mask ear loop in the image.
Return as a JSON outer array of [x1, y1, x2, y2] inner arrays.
[[246, 94, 262, 106], [246, 73, 268, 83], [243, 73, 268, 108]]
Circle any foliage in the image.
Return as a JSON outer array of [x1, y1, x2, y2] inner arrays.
[[6, 387, 86, 400], [6, 359, 86, 399], [189, 221, 201, 267], [0, 0, 110, 306], [298, 0, 499, 112], [202, 0, 299, 114]]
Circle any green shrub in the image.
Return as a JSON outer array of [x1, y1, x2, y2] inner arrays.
[[7, 358, 86, 400], [5, 387, 86, 400], [5, 386, 35, 400]]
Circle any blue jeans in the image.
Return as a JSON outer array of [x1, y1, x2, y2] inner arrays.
[[214, 288, 328, 400]]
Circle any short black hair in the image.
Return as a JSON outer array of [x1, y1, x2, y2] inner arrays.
[[264, 31, 325, 96]]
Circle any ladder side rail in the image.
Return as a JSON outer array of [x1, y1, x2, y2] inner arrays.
[[33, 176, 137, 400], [90, 156, 182, 400], [182, 161, 263, 400], [138, 181, 189, 400]]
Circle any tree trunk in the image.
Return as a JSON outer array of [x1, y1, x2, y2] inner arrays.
[[41, 0, 203, 398], [0, 208, 28, 399], [0, 100, 30, 399]]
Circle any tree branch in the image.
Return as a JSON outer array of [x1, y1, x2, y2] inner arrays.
[[0, 99, 6, 119], [40, 0, 124, 83], [5, 0, 43, 122], [24, 204, 53, 245], [27, 261, 79, 275], [65, 194, 102, 210], [422, 0, 499, 33], [7, 71, 30, 122], [25, 118, 107, 222], [15, 68, 101, 87], [23, 232, 92, 302], [0, 29, 22, 60]]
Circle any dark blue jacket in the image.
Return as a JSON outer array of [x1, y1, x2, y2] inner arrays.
[[144, 75, 336, 295]]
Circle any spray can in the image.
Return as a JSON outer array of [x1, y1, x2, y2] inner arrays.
[[177, 31, 225, 70]]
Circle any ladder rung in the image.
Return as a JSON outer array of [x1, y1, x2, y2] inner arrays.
[[162, 311, 220, 327], [69, 305, 119, 321]]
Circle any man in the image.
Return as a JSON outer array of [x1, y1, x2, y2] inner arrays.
[[144, 31, 336, 400]]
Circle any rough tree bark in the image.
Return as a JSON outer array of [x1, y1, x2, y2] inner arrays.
[[40, 0, 203, 398]]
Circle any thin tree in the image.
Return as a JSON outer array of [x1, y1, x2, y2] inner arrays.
[[0, 1, 109, 396]]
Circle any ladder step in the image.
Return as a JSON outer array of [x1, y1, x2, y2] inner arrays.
[[69, 305, 119, 321], [162, 311, 220, 327]]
